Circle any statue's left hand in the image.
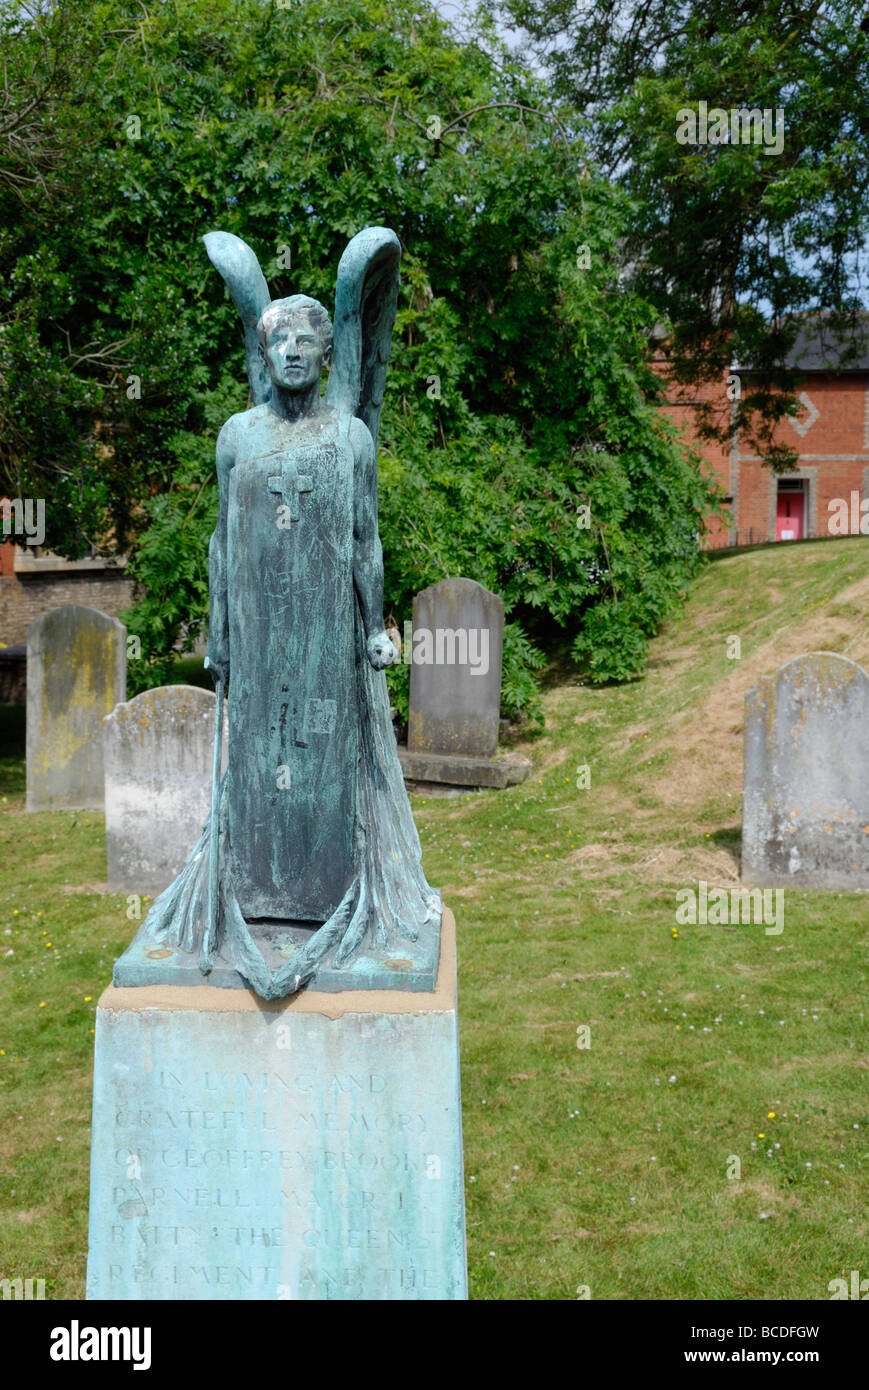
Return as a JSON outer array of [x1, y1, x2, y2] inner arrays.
[[367, 630, 398, 671]]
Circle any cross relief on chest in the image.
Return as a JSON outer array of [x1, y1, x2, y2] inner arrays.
[[267, 457, 313, 522]]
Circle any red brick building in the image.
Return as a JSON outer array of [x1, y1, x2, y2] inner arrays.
[[0, 531, 132, 648], [656, 319, 869, 548]]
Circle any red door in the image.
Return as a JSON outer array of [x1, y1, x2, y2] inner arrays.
[[776, 489, 804, 541]]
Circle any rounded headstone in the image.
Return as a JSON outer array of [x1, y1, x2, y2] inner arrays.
[[104, 685, 226, 894], [407, 578, 504, 758], [26, 605, 126, 811], [743, 651, 869, 887]]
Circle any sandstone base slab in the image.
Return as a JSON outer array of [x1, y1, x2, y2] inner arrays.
[[399, 746, 531, 789], [87, 910, 466, 1301]]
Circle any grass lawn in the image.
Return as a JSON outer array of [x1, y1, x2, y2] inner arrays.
[[0, 537, 867, 1299]]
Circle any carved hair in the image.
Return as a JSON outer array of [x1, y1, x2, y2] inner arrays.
[[256, 295, 333, 357]]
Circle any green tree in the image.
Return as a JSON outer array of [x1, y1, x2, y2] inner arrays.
[[486, 0, 869, 465], [1, 0, 722, 705]]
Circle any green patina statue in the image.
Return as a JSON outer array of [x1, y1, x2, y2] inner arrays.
[[118, 228, 441, 999]]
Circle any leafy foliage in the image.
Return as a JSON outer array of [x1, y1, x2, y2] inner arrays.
[[1, 0, 723, 707], [487, 0, 869, 464]]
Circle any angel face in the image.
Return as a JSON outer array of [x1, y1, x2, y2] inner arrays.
[[260, 316, 323, 393], [257, 298, 333, 397]]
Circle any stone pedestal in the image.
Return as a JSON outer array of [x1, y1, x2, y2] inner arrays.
[[87, 910, 466, 1301]]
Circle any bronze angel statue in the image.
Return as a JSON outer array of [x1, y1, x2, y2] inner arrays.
[[118, 228, 441, 999]]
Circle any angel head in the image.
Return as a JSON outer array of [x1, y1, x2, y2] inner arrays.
[[256, 295, 333, 394], [205, 225, 401, 436]]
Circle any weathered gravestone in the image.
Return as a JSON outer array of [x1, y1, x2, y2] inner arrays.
[[105, 686, 229, 895], [88, 227, 466, 1301], [742, 651, 869, 888], [399, 577, 530, 789], [27, 605, 126, 811]]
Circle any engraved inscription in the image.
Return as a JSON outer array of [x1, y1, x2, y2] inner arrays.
[[95, 1057, 462, 1300]]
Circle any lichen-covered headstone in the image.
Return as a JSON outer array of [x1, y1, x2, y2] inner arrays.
[[26, 605, 126, 811], [742, 652, 869, 888], [105, 686, 228, 894], [407, 578, 504, 758]]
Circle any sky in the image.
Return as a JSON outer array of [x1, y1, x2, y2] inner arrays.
[[433, 0, 474, 25], [433, 0, 525, 50]]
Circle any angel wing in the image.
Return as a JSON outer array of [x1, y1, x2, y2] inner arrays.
[[326, 227, 401, 453], [202, 231, 271, 405]]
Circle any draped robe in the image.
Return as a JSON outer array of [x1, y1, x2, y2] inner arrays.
[[217, 404, 358, 921], [122, 228, 441, 999]]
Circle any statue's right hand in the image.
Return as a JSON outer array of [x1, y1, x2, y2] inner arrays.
[[204, 653, 229, 687]]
